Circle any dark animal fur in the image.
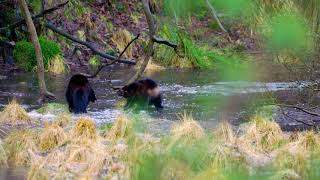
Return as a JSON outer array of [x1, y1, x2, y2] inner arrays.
[[118, 78, 163, 110], [66, 74, 96, 113]]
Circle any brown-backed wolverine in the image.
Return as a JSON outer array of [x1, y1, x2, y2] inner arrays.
[[118, 78, 163, 110]]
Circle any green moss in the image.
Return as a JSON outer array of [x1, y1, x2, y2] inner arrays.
[[89, 56, 102, 66], [37, 103, 68, 115], [13, 37, 62, 71]]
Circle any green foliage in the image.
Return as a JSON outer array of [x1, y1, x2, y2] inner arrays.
[[163, 0, 207, 17], [154, 24, 216, 69], [13, 37, 62, 71], [64, 0, 91, 20], [115, 1, 127, 12], [266, 11, 312, 54], [89, 56, 101, 66], [27, 0, 42, 13], [154, 24, 253, 73], [213, 0, 254, 18]]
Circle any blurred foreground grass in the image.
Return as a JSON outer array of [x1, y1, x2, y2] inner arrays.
[[0, 100, 320, 179]]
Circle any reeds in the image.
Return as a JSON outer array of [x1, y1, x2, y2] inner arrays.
[[0, 99, 31, 125], [39, 124, 66, 151], [171, 113, 204, 142]]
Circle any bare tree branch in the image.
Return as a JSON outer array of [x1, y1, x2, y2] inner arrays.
[[152, 36, 177, 50], [87, 34, 140, 78], [45, 22, 136, 65], [0, 1, 69, 31], [279, 106, 316, 129]]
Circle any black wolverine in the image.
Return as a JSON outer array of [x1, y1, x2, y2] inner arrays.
[[66, 74, 97, 113]]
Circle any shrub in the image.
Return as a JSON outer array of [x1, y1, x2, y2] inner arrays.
[[13, 37, 62, 71]]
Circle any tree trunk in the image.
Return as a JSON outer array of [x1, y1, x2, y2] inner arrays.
[[17, 0, 55, 103], [125, 0, 155, 85]]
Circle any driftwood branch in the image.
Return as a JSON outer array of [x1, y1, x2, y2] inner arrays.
[[277, 104, 320, 116], [205, 0, 228, 33], [87, 34, 140, 78], [279, 106, 316, 128], [0, 1, 69, 31], [45, 22, 136, 65]]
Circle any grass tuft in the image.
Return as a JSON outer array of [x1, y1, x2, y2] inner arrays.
[[0, 99, 31, 125], [214, 121, 235, 144], [39, 124, 66, 151], [105, 115, 132, 141], [171, 113, 204, 142], [48, 55, 67, 74], [4, 129, 38, 166], [72, 117, 97, 143], [239, 115, 285, 152]]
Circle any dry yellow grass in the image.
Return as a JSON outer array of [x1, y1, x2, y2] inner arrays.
[[0, 139, 7, 166], [2, 110, 320, 179], [0, 99, 31, 125], [146, 61, 165, 71], [48, 55, 66, 74], [39, 124, 66, 151], [27, 153, 49, 180], [71, 117, 97, 143], [111, 29, 133, 58], [53, 113, 71, 128], [171, 113, 204, 142], [214, 121, 235, 144], [105, 115, 132, 141], [286, 131, 320, 156], [273, 151, 307, 178], [239, 116, 285, 152], [4, 129, 38, 166]]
